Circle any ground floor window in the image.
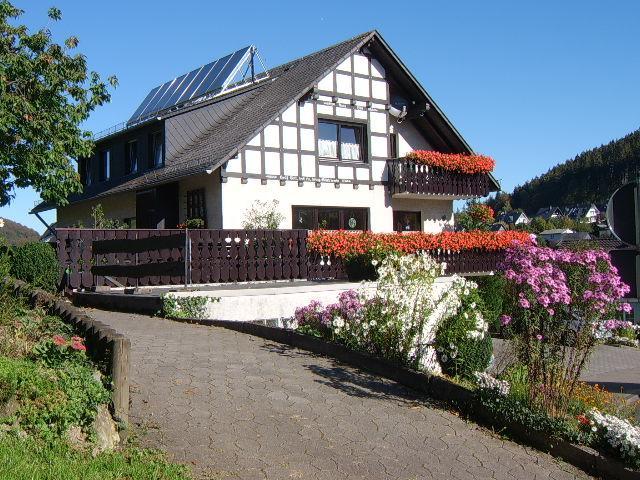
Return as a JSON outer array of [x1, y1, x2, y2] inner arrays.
[[293, 206, 369, 231], [393, 210, 421, 232], [186, 189, 207, 226]]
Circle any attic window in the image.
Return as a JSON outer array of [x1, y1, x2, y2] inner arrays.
[[318, 120, 365, 162]]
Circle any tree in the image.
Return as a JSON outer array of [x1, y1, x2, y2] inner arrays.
[[0, 2, 117, 206], [455, 202, 495, 231]]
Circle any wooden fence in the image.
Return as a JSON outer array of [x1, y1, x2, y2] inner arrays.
[[56, 228, 501, 292]]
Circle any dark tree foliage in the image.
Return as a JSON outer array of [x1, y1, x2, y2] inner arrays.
[[511, 129, 640, 214], [0, 2, 117, 206]]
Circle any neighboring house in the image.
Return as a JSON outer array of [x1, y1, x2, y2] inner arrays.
[[564, 204, 600, 223], [489, 222, 507, 232], [496, 210, 529, 225], [539, 228, 578, 245], [34, 31, 498, 233], [534, 207, 562, 220]]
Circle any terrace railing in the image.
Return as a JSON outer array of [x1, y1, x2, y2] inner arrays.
[[55, 228, 501, 292], [387, 158, 494, 197]]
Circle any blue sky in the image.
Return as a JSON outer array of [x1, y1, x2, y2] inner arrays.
[[5, 0, 640, 232]]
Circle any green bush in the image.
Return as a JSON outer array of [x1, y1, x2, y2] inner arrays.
[[435, 287, 493, 379], [472, 273, 506, 332], [10, 241, 60, 292], [0, 237, 11, 279]]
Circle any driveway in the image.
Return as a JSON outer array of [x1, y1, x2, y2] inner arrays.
[[87, 310, 590, 480]]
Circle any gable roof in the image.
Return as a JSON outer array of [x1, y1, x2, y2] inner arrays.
[[535, 206, 562, 219], [496, 210, 528, 224], [34, 30, 494, 212]]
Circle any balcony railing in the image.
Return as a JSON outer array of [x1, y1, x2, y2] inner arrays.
[[387, 158, 495, 197]]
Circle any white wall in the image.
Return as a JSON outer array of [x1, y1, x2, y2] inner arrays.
[[222, 178, 393, 232]]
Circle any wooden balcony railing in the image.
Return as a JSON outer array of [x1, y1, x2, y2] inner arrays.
[[387, 158, 495, 197]]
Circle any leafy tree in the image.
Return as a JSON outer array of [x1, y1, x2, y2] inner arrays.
[[0, 2, 117, 206], [455, 201, 495, 231]]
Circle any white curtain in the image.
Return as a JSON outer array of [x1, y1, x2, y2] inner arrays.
[[340, 142, 360, 161], [318, 139, 338, 158]]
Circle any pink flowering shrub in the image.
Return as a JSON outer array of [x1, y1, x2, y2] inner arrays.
[[501, 242, 630, 415]]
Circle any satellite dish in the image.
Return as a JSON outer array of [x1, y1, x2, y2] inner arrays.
[[606, 181, 638, 246]]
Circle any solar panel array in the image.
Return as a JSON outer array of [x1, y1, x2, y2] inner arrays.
[[128, 46, 253, 124]]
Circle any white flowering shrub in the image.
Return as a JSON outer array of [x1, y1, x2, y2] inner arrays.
[[434, 281, 493, 379], [588, 409, 640, 468], [294, 251, 484, 374], [474, 372, 510, 397]]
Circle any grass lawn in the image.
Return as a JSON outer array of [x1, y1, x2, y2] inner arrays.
[[0, 435, 189, 480]]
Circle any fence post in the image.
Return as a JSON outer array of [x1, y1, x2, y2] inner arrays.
[[184, 228, 189, 288], [111, 336, 130, 424]]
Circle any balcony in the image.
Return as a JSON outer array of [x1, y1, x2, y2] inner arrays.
[[386, 157, 496, 198]]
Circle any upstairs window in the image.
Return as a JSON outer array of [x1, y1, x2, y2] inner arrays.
[[79, 157, 92, 186], [125, 140, 138, 174], [318, 120, 365, 162], [98, 150, 110, 182], [148, 131, 163, 168]]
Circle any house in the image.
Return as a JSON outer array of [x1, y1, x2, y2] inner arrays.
[[564, 204, 600, 223], [496, 210, 529, 225], [489, 222, 507, 232], [534, 207, 562, 220], [33, 31, 498, 233], [539, 228, 574, 245]]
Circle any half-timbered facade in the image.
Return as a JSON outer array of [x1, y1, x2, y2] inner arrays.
[[38, 31, 499, 232]]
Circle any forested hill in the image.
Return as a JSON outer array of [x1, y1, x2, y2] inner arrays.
[[511, 128, 640, 214], [0, 218, 39, 246]]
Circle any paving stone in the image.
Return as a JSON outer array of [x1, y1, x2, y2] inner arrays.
[[85, 309, 592, 480]]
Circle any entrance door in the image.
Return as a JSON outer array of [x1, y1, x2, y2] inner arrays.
[[136, 183, 179, 228]]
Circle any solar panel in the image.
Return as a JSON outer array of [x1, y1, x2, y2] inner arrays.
[[128, 46, 252, 124]]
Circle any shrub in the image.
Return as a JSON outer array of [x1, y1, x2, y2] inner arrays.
[[472, 273, 506, 332], [501, 242, 630, 416], [161, 294, 218, 319], [435, 284, 493, 379], [0, 236, 11, 279], [241, 199, 284, 229], [10, 242, 59, 292]]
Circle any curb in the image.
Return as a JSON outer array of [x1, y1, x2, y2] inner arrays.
[[9, 280, 131, 424], [171, 316, 638, 480]]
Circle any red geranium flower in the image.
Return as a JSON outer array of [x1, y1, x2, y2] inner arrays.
[[406, 150, 496, 175], [52, 335, 66, 346]]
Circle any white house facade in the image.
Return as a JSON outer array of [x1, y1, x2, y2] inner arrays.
[[40, 31, 498, 232]]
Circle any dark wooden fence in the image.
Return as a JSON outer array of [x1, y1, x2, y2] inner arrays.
[[56, 228, 501, 292], [387, 158, 494, 197]]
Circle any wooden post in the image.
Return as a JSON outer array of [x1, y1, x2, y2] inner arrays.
[[111, 336, 130, 424]]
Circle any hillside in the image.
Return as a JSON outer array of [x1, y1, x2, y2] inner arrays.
[[0, 218, 40, 245], [511, 128, 640, 214]]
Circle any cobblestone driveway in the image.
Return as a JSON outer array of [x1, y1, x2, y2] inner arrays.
[[87, 310, 590, 480]]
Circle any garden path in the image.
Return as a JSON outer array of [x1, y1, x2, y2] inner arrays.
[[87, 309, 590, 480]]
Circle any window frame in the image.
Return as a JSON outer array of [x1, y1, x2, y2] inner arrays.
[[148, 131, 164, 169], [186, 188, 207, 227], [292, 205, 369, 231], [98, 149, 111, 182], [125, 139, 138, 175], [317, 118, 368, 163], [393, 210, 422, 232]]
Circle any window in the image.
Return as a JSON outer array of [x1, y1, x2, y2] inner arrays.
[[79, 157, 92, 186], [393, 211, 421, 232], [390, 132, 398, 158], [292, 206, 369, 230], [318, 120, 365, 161], [186, 189, 207, 226], [98, 150, 110, 182], [125, 140, 138, 174], [148, 131, 163, 168]]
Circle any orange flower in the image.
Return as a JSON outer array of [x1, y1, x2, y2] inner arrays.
[[406, 150, 495, 175], [307, 230, 532, 257]]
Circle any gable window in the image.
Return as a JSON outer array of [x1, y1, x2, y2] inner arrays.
[[292, 206, 368, 231], [98, 150, 110, 182], [125, 140, 138, 174], [148, 131, 163, 168], [186, 189, 207, 226], [318, 120, 365, 162]]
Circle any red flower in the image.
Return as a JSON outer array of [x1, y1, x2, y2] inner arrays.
[[406, 150, 496, 175], [576, 414, 590, 426], [71, 341, 86, 352], [52, 335, 66, 346]]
